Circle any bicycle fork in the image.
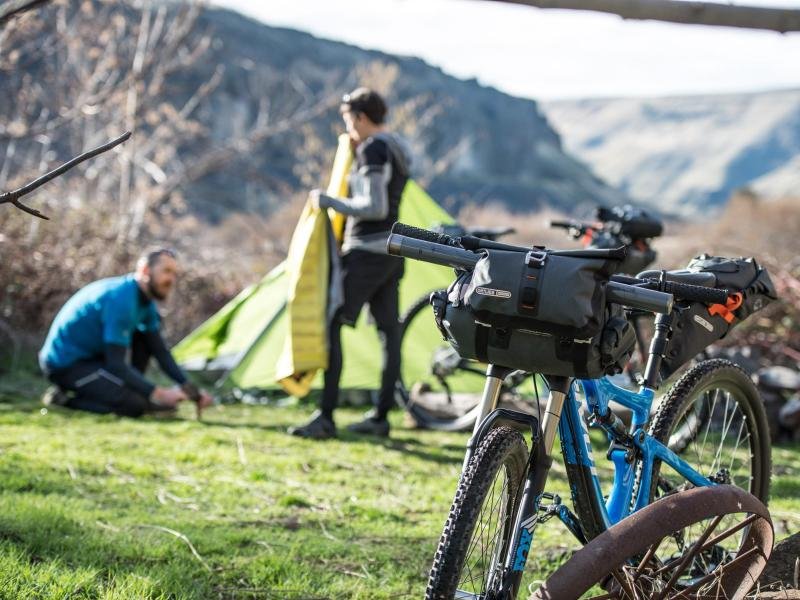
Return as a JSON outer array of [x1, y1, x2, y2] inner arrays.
[[464, 369, 571, 597]]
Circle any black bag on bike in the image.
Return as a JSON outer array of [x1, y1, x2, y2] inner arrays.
[[660, 255, 778, 379], [596, 205, 664, 240], [431, 248, 637, 378], [590, 230, 657, 276]]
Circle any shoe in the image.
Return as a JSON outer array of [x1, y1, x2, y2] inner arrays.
[[41, 386, 69, 407], [347, 416, 390, 437], [288, 411, 337, 439]]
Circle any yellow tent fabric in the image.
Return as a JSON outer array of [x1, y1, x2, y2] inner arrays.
[[327, 134, 352, 242], [274, 134, 353, 396], [274, 201, 331, 396]]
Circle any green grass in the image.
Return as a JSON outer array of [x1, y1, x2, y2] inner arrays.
[[0, 371, 798, 599]]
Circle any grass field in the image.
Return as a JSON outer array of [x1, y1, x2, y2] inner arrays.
[[0, 370, 798, 599]]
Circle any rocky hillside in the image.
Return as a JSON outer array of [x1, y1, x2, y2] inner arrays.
[[175, 7, 626, 218], [542, 89, 800, 215]]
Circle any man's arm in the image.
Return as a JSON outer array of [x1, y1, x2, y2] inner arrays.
[[141, 330, 187, 385], [317, 167, 390, 219], [316, 137, 391, 219], [104, 343, 156, 398]]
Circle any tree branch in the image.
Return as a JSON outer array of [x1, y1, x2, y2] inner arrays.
[[0, 131, 131, 219], [0, 0, 51, 26], [485, 0, 800, 33]]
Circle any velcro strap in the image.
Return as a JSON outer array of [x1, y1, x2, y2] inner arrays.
[[708, 293, 743, 324]]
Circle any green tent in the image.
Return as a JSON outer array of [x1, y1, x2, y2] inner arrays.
[[173, 180, 458, 391]]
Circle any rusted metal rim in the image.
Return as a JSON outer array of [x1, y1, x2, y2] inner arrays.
[[530, 485, 773, 600]]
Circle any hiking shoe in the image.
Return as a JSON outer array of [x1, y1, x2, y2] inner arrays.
[[41, 386, 69, 407], [347, 416, 390, 437], [288, 411, 337, 440]]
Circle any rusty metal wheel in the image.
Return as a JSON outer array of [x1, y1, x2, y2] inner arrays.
[[530, 485, 773, 600]]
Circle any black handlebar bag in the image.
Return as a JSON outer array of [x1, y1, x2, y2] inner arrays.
[[661, 255, 778, 379], [432, 248, 636, 378]]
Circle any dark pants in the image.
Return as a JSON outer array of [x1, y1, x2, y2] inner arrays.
[[321, 250, 404, 421], [48, 332, 159, 417]]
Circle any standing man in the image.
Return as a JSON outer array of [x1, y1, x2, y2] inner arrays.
[[39, 248, 212, 417], [289, 88, 408, 439]]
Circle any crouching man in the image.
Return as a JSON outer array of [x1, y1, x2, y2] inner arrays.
[[39, 248, 212, 417]]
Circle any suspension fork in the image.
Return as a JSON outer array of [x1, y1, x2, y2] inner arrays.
[[495, 376, 571, 596]]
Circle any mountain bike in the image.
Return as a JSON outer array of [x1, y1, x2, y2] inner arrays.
[[395, 206, 664, 431], [387, 224, 772, 600]]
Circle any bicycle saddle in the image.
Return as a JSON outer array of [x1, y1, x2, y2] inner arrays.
[[637, 269, 717, 288]]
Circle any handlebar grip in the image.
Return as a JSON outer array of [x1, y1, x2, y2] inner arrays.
[[391, 222, 459, 248], [611, 274, 730, 305], [387, 234, 480, 270], [663, 281, 730, 305], [606, 281, 674, 314], [548, 220, 574, 230]]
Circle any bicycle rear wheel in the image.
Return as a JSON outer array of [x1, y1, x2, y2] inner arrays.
[[396, 293, 486, 431], [427, 426, 529, 599]]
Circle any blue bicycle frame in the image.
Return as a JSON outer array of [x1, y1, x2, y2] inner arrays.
[[560, 377, 713, 528]]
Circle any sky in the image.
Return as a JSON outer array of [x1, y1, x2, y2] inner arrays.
[[211, 0, 800, 101]]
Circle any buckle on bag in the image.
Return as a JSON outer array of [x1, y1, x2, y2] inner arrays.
[[525, 250, 547, 268]]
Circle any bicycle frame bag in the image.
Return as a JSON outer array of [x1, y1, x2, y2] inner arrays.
[[432, 247, 637, 379], [661, 255, 778, 379]]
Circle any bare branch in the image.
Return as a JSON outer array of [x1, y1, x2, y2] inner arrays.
[[0, 131, 131, 219], [0, 0, 51, 26], [484, 0, 800, 32], [150, 95, 339, 209]]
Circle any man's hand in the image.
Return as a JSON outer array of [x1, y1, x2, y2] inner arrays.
[[181, 382, 214, 419], [198, 390, 214, 409], [309, 189, 322, 210], [151, 386, 187, 408]]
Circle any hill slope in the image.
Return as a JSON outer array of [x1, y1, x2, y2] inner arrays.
[[543, 89, 800, 214]]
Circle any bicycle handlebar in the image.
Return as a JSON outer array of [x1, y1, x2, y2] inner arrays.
[[391, 222, 460, 248], [387, 225, 675, 314], [611, 274, 729, 305], [605, 281, 673, 314], [549, 219, 582, 230], [387, 233, 480, 270]]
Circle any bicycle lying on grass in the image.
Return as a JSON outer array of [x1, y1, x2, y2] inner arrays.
[[387, 223, 775, 600]]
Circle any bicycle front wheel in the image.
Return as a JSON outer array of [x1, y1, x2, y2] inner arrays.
[[427, 426, 529, 599]]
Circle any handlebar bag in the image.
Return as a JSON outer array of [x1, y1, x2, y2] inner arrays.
[[661, 255, 778, 379], [431, 248, 636, 378], [591, 231, 657, 276], [597, 205, 664, 240]]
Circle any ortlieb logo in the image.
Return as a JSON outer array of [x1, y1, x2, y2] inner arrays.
[[475, 287, 511, 299], [693, 314, 714, 332]]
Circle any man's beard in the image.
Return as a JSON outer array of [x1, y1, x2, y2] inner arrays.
[[148, 279, 168, 301]]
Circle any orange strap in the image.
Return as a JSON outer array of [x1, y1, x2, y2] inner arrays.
[[708, 293, 743, 324]]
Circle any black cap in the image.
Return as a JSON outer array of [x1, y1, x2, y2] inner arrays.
[[340, 87, 387, 125]]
